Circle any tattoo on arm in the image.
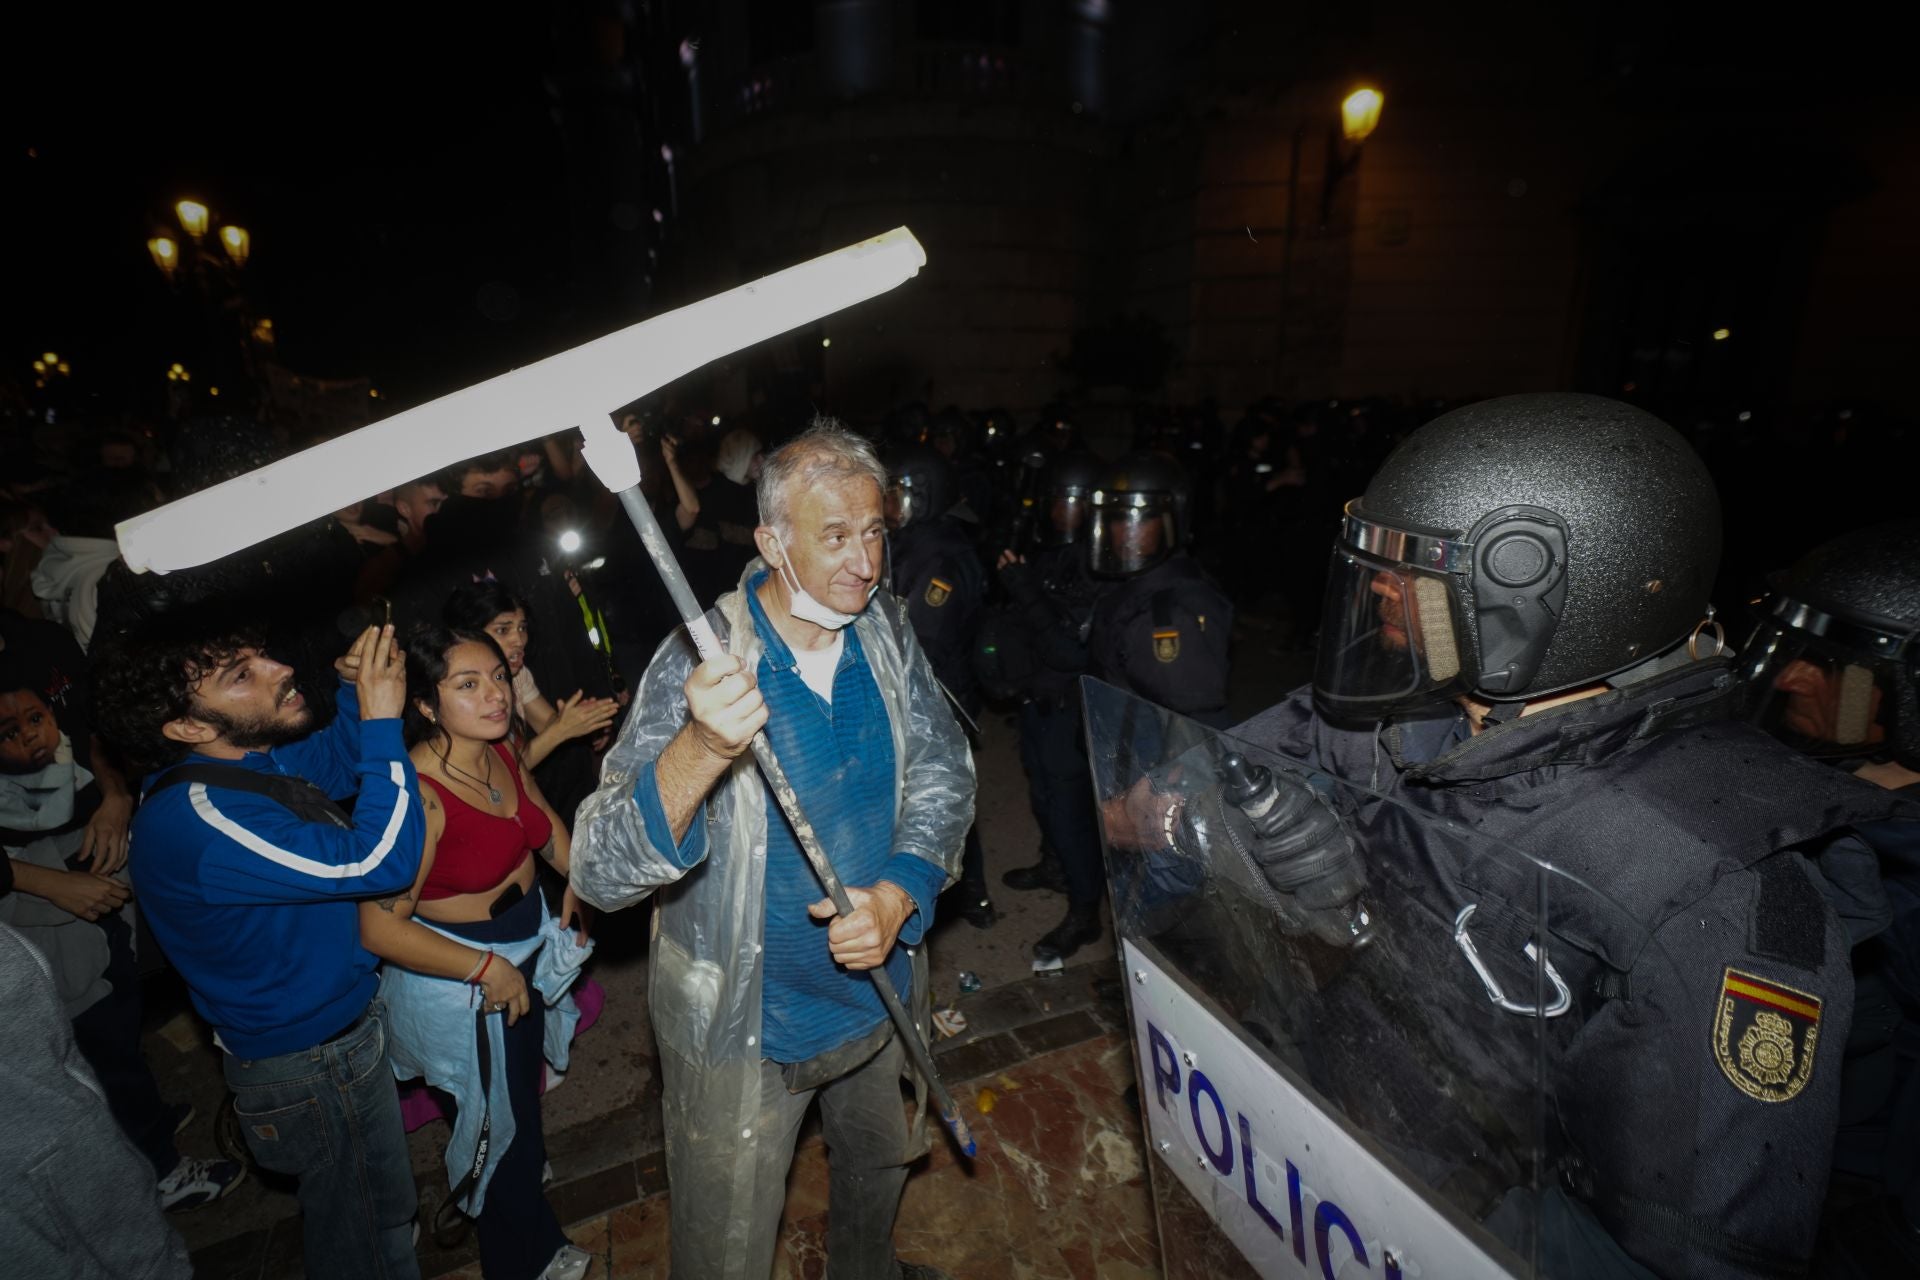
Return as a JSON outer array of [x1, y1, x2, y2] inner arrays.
[[373, 890, 413, 914], [537, 837, 557, 864]]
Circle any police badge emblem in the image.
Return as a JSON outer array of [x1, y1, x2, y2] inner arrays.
[[1713, 967, 1821, 1103], [924, 577, 952, 608], [1153, 628, 1180, 662]]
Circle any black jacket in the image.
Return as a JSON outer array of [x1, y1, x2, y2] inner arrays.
[[1233, 661, 1920, 1279]]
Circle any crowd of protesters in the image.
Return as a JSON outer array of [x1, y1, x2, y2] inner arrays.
[[0, 384, 1913, 1277]]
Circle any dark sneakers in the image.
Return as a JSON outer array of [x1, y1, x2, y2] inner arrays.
[[1032, 903, 1101, 968], [949, 884, 998, 929]]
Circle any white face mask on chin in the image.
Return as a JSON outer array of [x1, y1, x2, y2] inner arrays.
[[773, 536, 876, 631]]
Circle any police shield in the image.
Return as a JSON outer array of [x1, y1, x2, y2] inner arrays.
[[1082, 679, 1701, 1280]]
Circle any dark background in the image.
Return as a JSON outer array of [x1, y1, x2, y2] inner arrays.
[[8, 3, 1916, 500]]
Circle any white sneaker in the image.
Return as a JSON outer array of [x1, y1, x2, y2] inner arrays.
[[539, 1243, 593, 1280], [157, 1155, 246, 1212]]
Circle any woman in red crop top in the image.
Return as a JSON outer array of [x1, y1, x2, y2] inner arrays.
[[357, 624, 589, 1280]]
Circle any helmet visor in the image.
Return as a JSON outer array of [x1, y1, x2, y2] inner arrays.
[[1090, 499, 1174, 575], [1736, 621, 1906, 758], [884, 479, 920, 530], [1314, 545, 1469, 718], [1040, 494, 1090, 547]]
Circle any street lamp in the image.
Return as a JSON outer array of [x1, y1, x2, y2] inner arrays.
[[1322, 84, 1385, 224], [147, 196, 262, 413], [148, 235, 179, 276], [175, 199, 210, 239], [220, 224, 251, 266], [1341, 88, 1384, 143]]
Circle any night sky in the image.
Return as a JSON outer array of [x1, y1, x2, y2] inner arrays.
[[8, 6, 1913, 425], [8, 11, 596, 414]]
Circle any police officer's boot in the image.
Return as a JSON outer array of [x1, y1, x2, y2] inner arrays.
[[1002, 843, 1069, 894], [1032, 901, 1101, 970], [944, 881, 997, 929]]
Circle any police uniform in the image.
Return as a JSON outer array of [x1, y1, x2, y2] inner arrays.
[[890, 515, 987, 711], [1233, 663, 1917, 1278], [986, 543, 1112, 917], [1088, 551, 1233, 729]]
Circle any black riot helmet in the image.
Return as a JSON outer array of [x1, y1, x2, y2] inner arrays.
[[1036, 450, 1102, 548], [1313, 393, 1722, 721], [1734, 521, 1920, 768], [884, 443, 956, 531], [1089, 453, 1187, 577]]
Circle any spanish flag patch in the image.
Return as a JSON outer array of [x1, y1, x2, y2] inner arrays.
[[1153, 628, 1180, 662], [1712, 967, 1821, 1103], [924, 577, 952, 608]]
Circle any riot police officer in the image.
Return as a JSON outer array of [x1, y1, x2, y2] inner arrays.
[[984, 452, 1113, 961], [1025, 455, 1235, 968], [1735, 521, 1920, 1274], [1086, 453, 1233, 729], [1210, 394, 1917, 1277], [886, 443, 995, 927], [1737, 520, 1920, 794]]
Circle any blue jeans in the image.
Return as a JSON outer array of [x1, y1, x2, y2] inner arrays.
[[223, 1000, 421, 1280]]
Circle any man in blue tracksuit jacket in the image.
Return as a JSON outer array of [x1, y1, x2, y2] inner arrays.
[[95, 621, 425, 1280]]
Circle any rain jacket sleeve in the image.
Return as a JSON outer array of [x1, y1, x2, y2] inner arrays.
[[873, 594, 973, 936], [568, 628, 708, 912]]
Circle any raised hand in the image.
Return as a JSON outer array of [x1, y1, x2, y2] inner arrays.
[[683, 655, 768, 762]]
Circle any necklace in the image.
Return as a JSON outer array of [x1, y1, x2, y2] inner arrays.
[[444, 749, 503, 805]]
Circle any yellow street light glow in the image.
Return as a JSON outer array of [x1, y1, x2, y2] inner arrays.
[[56, 361, 69, 375], [42, 351, 57, 364], [821, 337, 832, 348], [370, 389, 380, 398], [209, 386, 220, 396], [1342, 88, 1384, 143], [1712, 327, 1731, 341], [32, 360, 46, 373], [175, 200, 210, 237], [169, 362, 185, 373], [148, 236, 179, 274], [220, 225, 251, 266]]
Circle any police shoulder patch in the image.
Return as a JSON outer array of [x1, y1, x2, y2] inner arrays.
[[1152, 627, 1180, 663], [1713, 966, 1822, 1103], [924, 577, 952, 608]]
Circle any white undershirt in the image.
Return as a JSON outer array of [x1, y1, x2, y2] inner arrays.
[[790, 631, 844, 704]]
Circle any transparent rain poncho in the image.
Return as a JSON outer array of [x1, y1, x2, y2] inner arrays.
[[569, 556, 975, 1280]]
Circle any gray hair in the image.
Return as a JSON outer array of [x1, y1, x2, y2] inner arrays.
[[756, 417, 887, 537]]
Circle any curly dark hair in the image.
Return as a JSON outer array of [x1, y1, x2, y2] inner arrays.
[[91, 618, 266, 773]]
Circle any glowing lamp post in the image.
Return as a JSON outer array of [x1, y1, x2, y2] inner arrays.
[[1341, 88, 1384, 143], [147, 197, 262, 413], [1322, 84, 1385, 223]]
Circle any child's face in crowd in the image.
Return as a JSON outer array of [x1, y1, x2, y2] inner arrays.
[[0, 688, 61, 773], [484, 609, 530, 674]]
